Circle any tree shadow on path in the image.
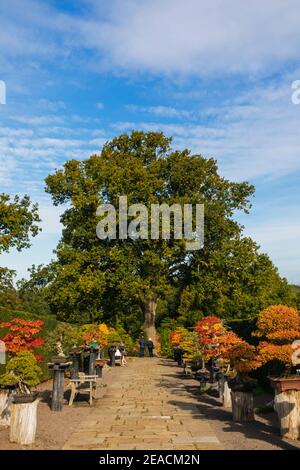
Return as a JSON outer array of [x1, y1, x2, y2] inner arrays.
[[159, 359, 300, 450]]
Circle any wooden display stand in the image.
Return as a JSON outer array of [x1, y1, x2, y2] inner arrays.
[[0, 390, 10, 427], [231, 391, 254, 422], [10, 398, 39, 445]]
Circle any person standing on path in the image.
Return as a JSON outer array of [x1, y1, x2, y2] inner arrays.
[[139, 335, 146, 357], [147, 338, 154, 357]]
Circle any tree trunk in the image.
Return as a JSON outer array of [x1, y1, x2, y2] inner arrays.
[[231, 391, 254, 422], [10, 399, 39, 445], [223, 380, 232, 408], [142, 297, 157, 344], [274, 390, 300, 440], [0, 390, 10, 427]]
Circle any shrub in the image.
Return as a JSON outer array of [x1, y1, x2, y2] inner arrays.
[[0, 317, 45, 361], [0, 351, 42, 394]]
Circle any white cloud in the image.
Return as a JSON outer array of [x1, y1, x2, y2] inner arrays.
[[114, 77, 300, 182], [0, 121, 108, 205], [126, 104, 193, 119], [78, 0, 300, 76], [2, 1, 300, 78]]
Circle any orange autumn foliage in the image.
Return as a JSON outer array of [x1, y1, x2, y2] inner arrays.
[[253, 305, 300, 367], [253, 305, 300, 338], [169, 327, 189, 348], [223, 340, 262, 374], [195, 316, 241, 360]]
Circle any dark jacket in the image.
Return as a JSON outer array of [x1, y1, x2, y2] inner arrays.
[[147, 340, 154, 350]]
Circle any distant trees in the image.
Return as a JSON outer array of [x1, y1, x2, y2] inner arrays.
[[0, 193, 42, 312]]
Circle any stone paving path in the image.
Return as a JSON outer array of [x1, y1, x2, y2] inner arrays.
[[63, 358, 223, 450]]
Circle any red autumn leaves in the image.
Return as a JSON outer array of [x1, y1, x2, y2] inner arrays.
[[195, 315, 261, 373], [0, 318, 45, 361]]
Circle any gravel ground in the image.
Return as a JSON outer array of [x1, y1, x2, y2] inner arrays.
[[0, 364, 118, 450]]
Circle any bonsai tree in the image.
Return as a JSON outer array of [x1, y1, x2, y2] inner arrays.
[[45, 322, 80, 357], [223, 340, 261, 384], [195, 316, 241, 368], [0, 318, 45, 361], [195, 316, 226, 364], [80, 323, 109, 349], [180, 330, 201, 363], [169, 327, 189, 364], [169, 327, 189, 348], [222, 340, 261, 422], [0, 351, 42, 394], [253, 305, 300, 439], [253, 305, 300, 375]]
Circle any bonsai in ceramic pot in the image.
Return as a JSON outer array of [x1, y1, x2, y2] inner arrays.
[[45, 322, 79, 364], [169, 327, 190, 367], [195, 316, 243, 400], [0, 318, 45, 428], [179, 330, 201, 375], [223, 341, 261, 422], [80, 323, 110, 374], [0, 351, 42, 445], [0, 350, 42, 402], [253, 305, 300, 440]]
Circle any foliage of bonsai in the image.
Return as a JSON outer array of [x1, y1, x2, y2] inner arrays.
[[169, 327, 189, 348], [195, 316, 242, 365], [0, 351, 42, 394], [0, 317, 45, 361], [180, 330, 201, 362], [45, 322, 80, 357], [222, 341, 261, 390], [253, 305, 300, 375], [80, 323, 110, 348]]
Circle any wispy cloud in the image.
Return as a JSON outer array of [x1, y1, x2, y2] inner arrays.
[[115, 78, 300, 182], [2, 0, 300, 79], [77, 0, 300, 76], [126, 104, 193, 119]]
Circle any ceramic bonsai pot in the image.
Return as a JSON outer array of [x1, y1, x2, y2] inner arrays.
[[228, 378, 257, 393], [51, 356, 70, 364], [95, 359, 106, 367], [270, 376, 300, 393], [12, 391, 39, 404]]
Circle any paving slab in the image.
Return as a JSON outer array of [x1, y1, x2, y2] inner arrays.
[[62, 358, 223, 450]]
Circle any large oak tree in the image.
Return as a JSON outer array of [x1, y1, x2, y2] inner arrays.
[[45, 131, 294, 339]]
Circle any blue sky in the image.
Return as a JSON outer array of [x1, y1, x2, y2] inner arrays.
[[1, 0, 300, 283]]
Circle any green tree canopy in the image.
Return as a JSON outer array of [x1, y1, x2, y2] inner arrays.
[[45, 131, 294, 338], [0, 193, 40, 253]]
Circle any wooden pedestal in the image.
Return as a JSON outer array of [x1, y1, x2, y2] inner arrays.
[[231, 391, 254, 422], [274, 389, 300, 440], [10, 399, 39, 445]]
